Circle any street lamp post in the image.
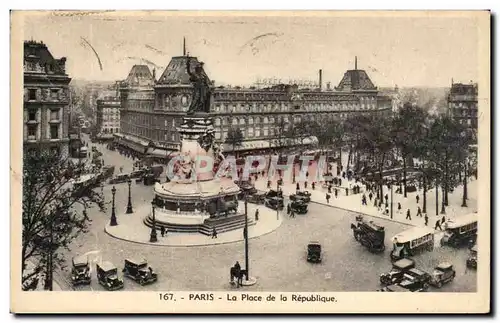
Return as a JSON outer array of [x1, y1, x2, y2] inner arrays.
[[110, 186, 118, 226], [244, 194, 249, 280], [126, 179, 134, 214], [150, 198, 158, 243], [462, 160, 468, 207], [276, 181, 280, 220], [390, 183, 393, 219], [435, 180, 439, 216]]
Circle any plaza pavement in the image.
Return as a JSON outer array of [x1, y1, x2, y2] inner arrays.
[[105, 202, 283, 247], [253, 173, 478, 229]]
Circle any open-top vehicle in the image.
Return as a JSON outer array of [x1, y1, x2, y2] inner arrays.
[[291, 200, 308, 214], [96, 261, 124, 291], [401, 268, 431, 291], [122, 258, 157, 285], [467, 244, 478, 269], [307, 241, 322, 263], [429, 262, 456, 288], [71, 255, 91, 286], [246, 190, 267, 204], [290, 191, 311, 203], [352, 215, 385, 253], [380, 258, 415, 285]]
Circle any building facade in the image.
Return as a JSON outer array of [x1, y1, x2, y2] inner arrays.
[[448, 82, 478, 133], [96, 90, 121, 139], [23, 41, 71, 157], [116, 54, 392, 157]]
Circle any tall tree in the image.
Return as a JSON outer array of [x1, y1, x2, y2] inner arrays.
[[224, 127, 244, 157], [22, 147, 104, 291], [391, 103, 428, 197]]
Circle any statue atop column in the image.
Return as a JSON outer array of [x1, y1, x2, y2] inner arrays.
[[186, 56, 212, 115]]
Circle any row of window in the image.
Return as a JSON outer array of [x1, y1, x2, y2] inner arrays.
[[458, 222, 477, 234], [101, 128, 120, 134], [26, 124, 60, 140], [26, 108, 61, 122], [409, 234, 433, 249], [212, 101, 377, 114], [25, 88, 62, 101]]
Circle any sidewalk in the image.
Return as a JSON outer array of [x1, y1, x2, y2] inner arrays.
[[105, 203, 283, 247], [254, 173, 477, 229]]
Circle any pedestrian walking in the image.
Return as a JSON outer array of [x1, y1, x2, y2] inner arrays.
[[416, 195, 420, 204], [368, 192, 373, 201], [160, 226, 165, 237], [345, 188, 349, 196], [212, 228, 218, 239], [385, 206, 389, 215], [435, 220, 442, 231], [441, 216, 446, 224], [326, 193, 331, 204], [424, 214, 429, 226], [328, 185, 332, 193], [362, 194, 367, 205], [406, 209, 412, 220], [312, 182, 315, 190], [287, 203, 291, 215], [267, 180, 271, 189], [290, 208, 295, 218], [334, 188, 338, 198], [255, 209, 259, 221], [296, 182, 300, 192], [385, 194, 389, 203], [417, 206, 422, 217], [397, 202, 402, 213], [385, 201, 389, 210], [374, 197, 378, 207], [306, 171, 309, 179], [304, 181, 308, 189]]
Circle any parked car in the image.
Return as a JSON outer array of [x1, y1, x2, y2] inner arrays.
[[466, 245, 478, 269], [109, 173, 130, 184], [71, 255, 91, 286], [290, 191, 311, 203], [246, 191, 267, 204], [122, 258, 157, 285], [264, 190, 284, 210], [380, 258, 415, 285], [429, 262, 456, 288], [291, 200, 308, 214], [307, 241, 322, 263], [96, 261, 124, 291], [399, 268, 431, 292], [143, 173, 157, 186]]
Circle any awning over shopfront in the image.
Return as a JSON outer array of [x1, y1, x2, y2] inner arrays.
[[113, 133, 149, 153], [145, 148, 175, 159]]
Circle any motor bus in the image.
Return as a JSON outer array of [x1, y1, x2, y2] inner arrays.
[[391, 227, 434, 261], [440, 213, 477, 248]]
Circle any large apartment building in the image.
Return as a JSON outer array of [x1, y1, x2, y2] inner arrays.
[[116, 53, 392, 158], [23, 40, 71, 157], [448, 82, 478, 138]]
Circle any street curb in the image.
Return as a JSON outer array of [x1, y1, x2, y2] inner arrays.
[[104, 216, 283, 248]]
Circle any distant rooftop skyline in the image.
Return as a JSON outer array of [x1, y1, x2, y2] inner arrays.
[[23, 12, 480, 88]]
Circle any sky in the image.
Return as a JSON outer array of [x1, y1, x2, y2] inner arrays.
[[21, 11, 481, 87]]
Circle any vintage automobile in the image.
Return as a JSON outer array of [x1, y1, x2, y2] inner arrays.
[[352, 215, 385, 253], [440, 213, 477, 248], [380, 258, 416, 286], [246, 191, 267, 204], [143, 173, 157, 186], [71, 255, 91, 286], [130, 169, 146, 179], [291, 200, 308, 214], [307, 241, 322, 263], [290, 191, 311, 203], [466, 245, 478, 269], [109, 173, 130, 185], [71, 174, 99, 197], [391, 227, 434, 261], [401, 268, 431, 291], [96, 261, 124, 291], [264, 190, 284, 210], [265, 196, 284, 210], [429, 262, 456, 288], [237, 181, 258, 200], [99, 165, 115, 181], [122, 258, 158, 285]]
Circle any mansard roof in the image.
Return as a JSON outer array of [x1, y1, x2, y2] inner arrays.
[[24, 40, 67, 75], [157, 56, 210, 85], [336, 69, 377, 91], [124, 65, 155, 87]]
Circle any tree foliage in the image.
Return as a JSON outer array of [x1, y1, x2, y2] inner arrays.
[[22, 147, 105, 290], [224, 127, 244, 153]]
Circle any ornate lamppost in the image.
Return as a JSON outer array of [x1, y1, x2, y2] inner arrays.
[[150, 198, 158, 243], [126, 178, 134, 214], [110, 186, 118, 226]]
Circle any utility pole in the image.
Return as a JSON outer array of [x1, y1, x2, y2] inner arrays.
[[435, 180, 439, 216], [390, 183, 393, 219], [244, 194, 249, 281]]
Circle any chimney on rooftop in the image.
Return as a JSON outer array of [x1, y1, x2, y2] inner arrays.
[[355, 56, 358, 70], [319, 69, 323, 91], [326, 82, 331, 91]]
